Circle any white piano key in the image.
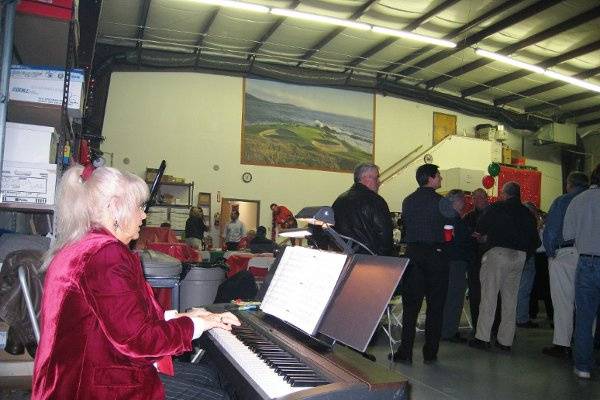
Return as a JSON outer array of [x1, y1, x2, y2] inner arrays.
[[209, 329, 312, 399]]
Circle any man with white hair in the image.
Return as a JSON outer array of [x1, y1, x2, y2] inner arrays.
[[469, 181, 539, 352], [332, 163, 393, 256]]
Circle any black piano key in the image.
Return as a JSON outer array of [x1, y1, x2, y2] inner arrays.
[[280, 369, 319, 375], [276, 368, 317, 376], [267, 359, 303, 364], [267, 360, 305, 366], [281, 370, 318, 379], [289, 379, 329, 387], [230, 321, 330, 386], [290, 381, 321, 388], [289, 378, 330, 384]]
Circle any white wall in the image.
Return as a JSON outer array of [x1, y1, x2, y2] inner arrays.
[[102, 72, 564, 243], [380, 136, 498, 210], [521, 140, 563, 210]]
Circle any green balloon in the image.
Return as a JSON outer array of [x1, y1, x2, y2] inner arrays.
[[488, 162, 501, 177]]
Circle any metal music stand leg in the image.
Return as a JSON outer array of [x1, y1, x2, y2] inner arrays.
[[18, 266, 40, 344]]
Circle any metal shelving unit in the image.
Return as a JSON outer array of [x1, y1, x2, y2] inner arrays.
[[0, 0, 80, 232], [144, 181, 195, 234]]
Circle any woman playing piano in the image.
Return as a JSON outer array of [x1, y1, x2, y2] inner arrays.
[[32, 164, 239, 400]]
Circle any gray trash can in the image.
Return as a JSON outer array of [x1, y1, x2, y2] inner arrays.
[[179, 266, 226, 310]]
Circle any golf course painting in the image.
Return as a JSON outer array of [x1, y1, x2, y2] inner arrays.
[[241, 78, 374, 172]]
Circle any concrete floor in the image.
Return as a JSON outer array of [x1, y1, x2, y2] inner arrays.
[[2, 320, 598, 399], [368, 321, 600, 400]]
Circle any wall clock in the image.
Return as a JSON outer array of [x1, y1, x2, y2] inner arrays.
[[242, 172, 253, 183]]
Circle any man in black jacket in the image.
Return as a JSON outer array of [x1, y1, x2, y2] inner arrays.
[[332, 163, 393, 256], [391, 163, 450, 364], [469, 181, 540, 352], [462, 188, 489, 332]]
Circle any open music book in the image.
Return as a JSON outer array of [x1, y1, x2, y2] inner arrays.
[[259, 246, 409, 353], [260, 246, 347, 335]]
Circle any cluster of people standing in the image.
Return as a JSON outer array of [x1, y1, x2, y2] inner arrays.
[[332, 162, 600, 379]]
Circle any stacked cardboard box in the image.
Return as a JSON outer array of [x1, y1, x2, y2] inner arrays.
[[1, 122, 58, 205], [9, 65, 85, 118]]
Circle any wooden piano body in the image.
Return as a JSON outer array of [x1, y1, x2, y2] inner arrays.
[[201, 309, 408, 400]]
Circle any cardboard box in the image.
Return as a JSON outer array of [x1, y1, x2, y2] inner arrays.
[[4, 122, 57, 164], [146, 207, 169, 227], [0, 322, 8, 350], [14, 13, 70, 67], [1, 161, 57, 205], [475, 125, 496, 140], [502, 146, 512, 164], [490, 141, 503, 163], [9, 65, 84, 117], [512, 157, 527, 166], [17, 0, 74, 21]]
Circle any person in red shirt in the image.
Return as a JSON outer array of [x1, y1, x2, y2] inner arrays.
[[270, 203, 298, 244]]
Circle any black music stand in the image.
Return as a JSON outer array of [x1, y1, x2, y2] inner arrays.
[[318, 254, 409, 353]]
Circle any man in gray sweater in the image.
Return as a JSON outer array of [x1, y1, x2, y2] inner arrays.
[[563, 163, 600, 380]]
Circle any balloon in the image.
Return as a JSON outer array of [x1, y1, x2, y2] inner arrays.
[[482, 175, 495, 189], [488, 162, 501, 177]]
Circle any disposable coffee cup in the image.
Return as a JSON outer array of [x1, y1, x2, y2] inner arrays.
[[444, 225, 454, 242]]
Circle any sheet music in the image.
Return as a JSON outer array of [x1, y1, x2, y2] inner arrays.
[[260, 246, 347, 335]]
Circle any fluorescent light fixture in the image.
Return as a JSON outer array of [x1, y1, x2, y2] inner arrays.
[[193, 0, 269, 13], [271, 8, 371, 31], [544, 70, 600, 94], [475, 49, 544, 74], [278, 228, 313, 238], [372, 26, 456, 48]]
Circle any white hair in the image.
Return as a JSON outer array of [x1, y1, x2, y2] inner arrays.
[[44, 164, 149, 266]]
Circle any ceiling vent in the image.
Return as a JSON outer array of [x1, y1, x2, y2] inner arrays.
[[535, 122, 576, 146]]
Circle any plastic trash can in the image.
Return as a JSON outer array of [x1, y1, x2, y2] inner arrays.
[[179, 265, 226, 310]]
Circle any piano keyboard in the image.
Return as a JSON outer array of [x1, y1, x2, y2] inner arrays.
[[209, 323, 328, 399]]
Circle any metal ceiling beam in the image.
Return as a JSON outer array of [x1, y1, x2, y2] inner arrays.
[[525, 92, 598, 113], [464, 40, 600, 99], [380, 0, 523, 75], [194, 8, 219, 62], [558, 104, 600, 121], [394, 0, 561, 80], [578, 116, 600, 128], [135, 0, 152, 65], [345, 0, 461, 68], [248, 0, 300, 57], [297, 0, 378, 66], [495, 66, 600, 105], [424, 6, 600, 88]]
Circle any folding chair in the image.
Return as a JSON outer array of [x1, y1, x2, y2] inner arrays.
[[381, 296, 429, 356], [381, 296, 402, 356], [247, 256, 274, 289]]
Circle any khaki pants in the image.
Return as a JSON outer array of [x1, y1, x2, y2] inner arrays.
[[476, 247, 526, 346], [548, 247, 578, 347]]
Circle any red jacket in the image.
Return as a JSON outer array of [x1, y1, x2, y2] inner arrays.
[[32, 229, 193, 400], [273, 206, 295, 227]]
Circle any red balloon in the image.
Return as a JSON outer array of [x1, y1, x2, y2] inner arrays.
[[482, 175, 495, 189]]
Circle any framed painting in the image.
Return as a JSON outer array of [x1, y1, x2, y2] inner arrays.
[[432, 112, 457, 145], [241, 78, 375, 172]]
